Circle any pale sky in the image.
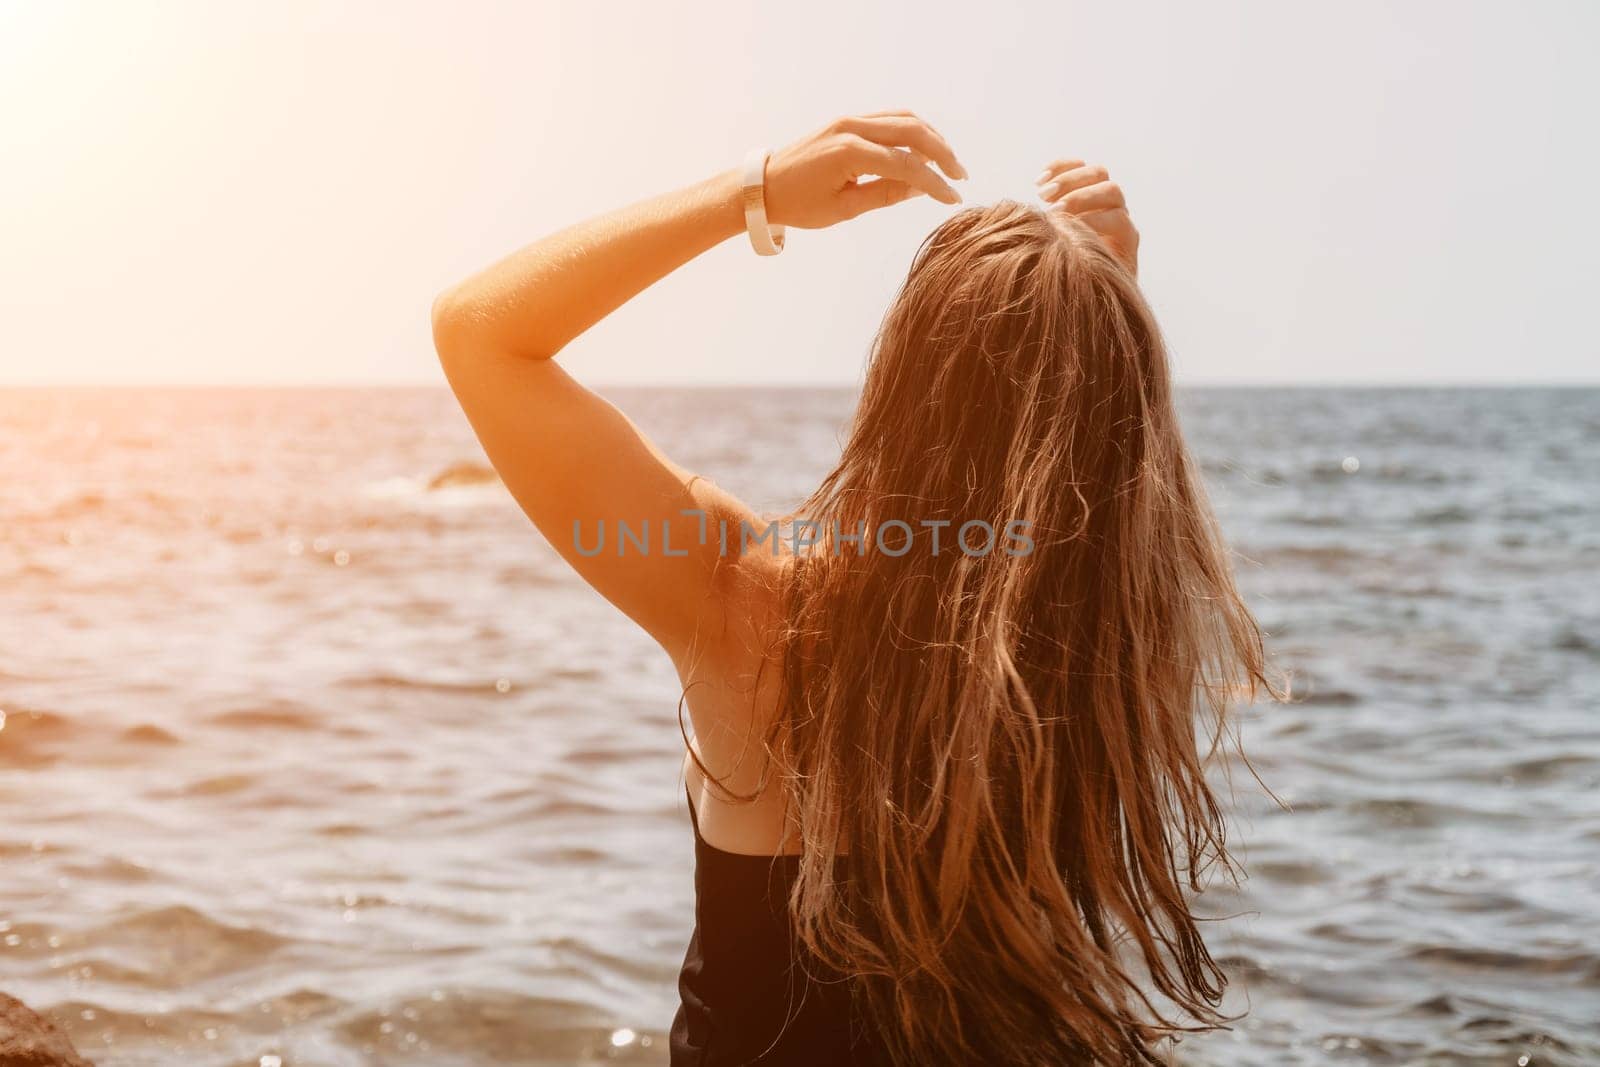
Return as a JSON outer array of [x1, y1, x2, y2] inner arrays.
[[2, 1, 1595, 386]]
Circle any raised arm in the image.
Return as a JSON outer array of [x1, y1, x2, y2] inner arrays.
[[430, 111, 967, 662]]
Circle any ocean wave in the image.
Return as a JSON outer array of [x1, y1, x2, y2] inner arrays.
[[207, 703, 323, 731], [32, 489, 108, 520], [19, 487, 194, 524], [1552, 625, 1600, 658], [120, 722, 180, 745], [0, 706, 76, 766], [1411, 504, 1474, 525], [1246, 544, 1369, 568], [1402, 943, 1599, 978], [335, 989, 658, 1064], [59, 853, 158, 883], [1282, 512, 1349, 528], [173, 772, 256, 797], [338, 672, 518, 695], [1293, 686, 1363, 707], [1214, 459, 1459, 487], [1250, 858, 1336, 886], [91, 904, 291, 973], [1502, 753, 1598, 784], [359, 462, 507, 512], [1343, 796, 1504, 829], [485, 793, 621, 819], [46, 997, 242, 1047], [426, 462, 501, 491]]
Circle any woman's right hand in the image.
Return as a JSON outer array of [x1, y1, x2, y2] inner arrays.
[[1036, 160, 1140, 275], [762, 111, 968, 230]]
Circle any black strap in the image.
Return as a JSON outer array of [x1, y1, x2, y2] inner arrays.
[[684, 780, 703, 835]]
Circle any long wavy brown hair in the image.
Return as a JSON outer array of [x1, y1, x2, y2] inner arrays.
[[709, 200, 1282, 1064]]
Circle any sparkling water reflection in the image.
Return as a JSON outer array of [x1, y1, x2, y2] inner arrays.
[[0, 386, 1596, 1066]]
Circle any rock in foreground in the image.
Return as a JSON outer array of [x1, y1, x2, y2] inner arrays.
[[0, 994, 94, 1067]]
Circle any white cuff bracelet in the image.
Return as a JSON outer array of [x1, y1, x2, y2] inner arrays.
[[741, 148, 786, 257]]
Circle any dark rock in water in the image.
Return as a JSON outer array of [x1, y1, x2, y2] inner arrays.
[[0, 994, 94, 1066], [427, 461, 500, 490]]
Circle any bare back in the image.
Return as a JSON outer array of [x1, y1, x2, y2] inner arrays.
[[676, 550, 798, 857]]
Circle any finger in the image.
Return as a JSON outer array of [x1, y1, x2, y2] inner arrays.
[[841, 115, 967, 179], [845, 138, 961, 204], [1057, 179, 1125, 216], [1035, 158, 1085, 185], [837, 177, 922, 219], [904, 148, 937, 181], [1038, 164, 1110, 203]]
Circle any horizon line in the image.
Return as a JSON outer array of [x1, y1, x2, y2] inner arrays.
[[1, 379, 1597, 390]]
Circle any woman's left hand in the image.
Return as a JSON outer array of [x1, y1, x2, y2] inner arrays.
[[763, 110, 968, 230]]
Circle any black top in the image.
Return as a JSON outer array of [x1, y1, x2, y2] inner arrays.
[[670, 785, 891, 1065]]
